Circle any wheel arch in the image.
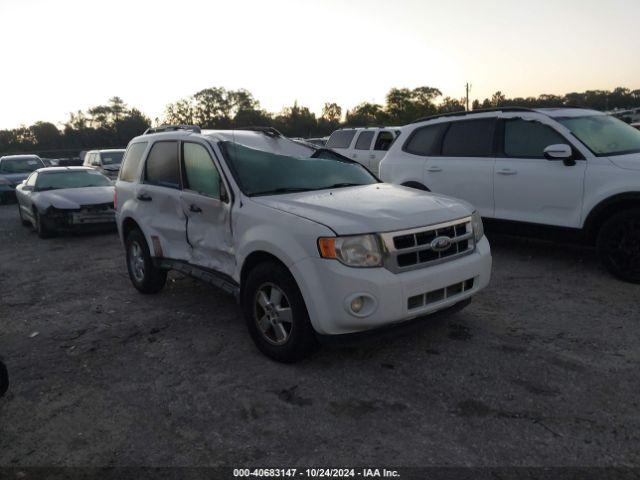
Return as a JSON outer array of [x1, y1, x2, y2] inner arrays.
[[240, 250, 291, 291], [121, 216, 143, 241], [584, 192, 640, 242]]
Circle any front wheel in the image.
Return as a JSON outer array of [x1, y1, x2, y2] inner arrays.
[[34, 210, 54, 239], [597, 208, 640, 283], [242, 261, 318, 362], [125, 229, 167, 294]]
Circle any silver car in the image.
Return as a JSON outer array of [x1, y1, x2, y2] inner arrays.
[[15, 167, 115, 238]]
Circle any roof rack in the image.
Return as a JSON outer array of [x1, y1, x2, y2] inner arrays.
[[410, 107, 537, 124], [143, 125, 201, 135], [236, 126, 283, 137]]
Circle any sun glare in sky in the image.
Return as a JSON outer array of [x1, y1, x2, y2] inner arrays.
[[0, 0, 638, 128]]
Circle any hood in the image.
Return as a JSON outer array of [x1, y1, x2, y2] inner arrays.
[[608, 152, 640, 171], [36, 186, 114, 209], [251, 183, 474, 235], [1, 173, 29, 185]]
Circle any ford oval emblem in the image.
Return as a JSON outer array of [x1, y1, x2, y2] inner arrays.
[[430, 235, 452, 252]]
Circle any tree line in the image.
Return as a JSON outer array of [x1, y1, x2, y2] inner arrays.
[[1, 87, 639, 156]]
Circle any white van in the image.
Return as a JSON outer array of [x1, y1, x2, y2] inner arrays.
[[326, 127, 400, 175]]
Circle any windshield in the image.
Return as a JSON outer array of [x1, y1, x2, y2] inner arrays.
[[558, 115, 640, 156], [0, 157, 43, 174], [220, 141, 377, 196], [36, 171, 112, 191], [100, 151, 124, 165]]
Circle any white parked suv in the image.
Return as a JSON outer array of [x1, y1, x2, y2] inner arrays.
[[326, 127, 400, 176], [115, 125, 491, 362], [380, 107, 640, 283]]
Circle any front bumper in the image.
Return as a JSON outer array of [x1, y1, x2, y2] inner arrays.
[[41, 208, 116, 231], [291, 236, 492, 335]]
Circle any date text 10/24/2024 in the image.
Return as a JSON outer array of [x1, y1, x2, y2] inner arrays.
[[233, 469, 400, 478]]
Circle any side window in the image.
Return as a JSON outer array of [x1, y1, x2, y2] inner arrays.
[[504, 119, 568, 158], [326, 130, 357, 149], [182, 142, 220, 198], [403, 123, 448, 156], [354, 131, 374, 150], [373, 131, 395, 151], [145, 141, 180, 188], [26, 172, 37, 186], [441, 119, 495, 157], [120, 142, 148, 182]]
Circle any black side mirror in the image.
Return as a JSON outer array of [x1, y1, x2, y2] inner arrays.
[[544, 144, 576, 166]]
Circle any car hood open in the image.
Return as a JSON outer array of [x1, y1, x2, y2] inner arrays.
[[251, 183, 474, 235], [37, 186, 115, 209]]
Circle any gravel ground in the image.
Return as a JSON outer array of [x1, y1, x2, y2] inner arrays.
[[0, 202, 638, 468]]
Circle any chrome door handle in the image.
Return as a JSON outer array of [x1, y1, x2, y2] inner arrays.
[[426, 166, 442, 172], [497, 169, 517, 175]]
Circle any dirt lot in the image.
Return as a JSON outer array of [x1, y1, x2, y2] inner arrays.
[[0, 202, 639, 468]]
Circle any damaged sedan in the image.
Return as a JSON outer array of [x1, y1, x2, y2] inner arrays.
[[15, 167, 115, 238]]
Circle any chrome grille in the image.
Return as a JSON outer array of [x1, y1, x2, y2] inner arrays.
[[380, 216, 474, 273]]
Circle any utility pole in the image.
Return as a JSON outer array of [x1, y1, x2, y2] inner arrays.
[[465, 83, 471, 111]]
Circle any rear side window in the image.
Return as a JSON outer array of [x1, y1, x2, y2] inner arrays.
[[326, 130, 357, 149], [119, 142, 148, 182], [441, 119, 495, 157], [374, 131, 395, 151], [404, 123, 448, 156], [355, 131, 374, 150], [145, 141, 180, 188], [504, 119, 568, 158]]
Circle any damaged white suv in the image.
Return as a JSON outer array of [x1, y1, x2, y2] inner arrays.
[[115, 126, 492, 362]]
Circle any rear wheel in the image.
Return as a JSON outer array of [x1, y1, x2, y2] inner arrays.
[[596, 208, 640, 283], [125, 229, 167, 294], [242, 261, 317, 362]]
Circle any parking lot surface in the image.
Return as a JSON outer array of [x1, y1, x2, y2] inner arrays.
[[0, 203, 638, 467]]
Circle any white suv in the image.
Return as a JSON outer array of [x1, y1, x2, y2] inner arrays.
[[380, 108, 640, 283], [114, 125, 491, 362], [326, 127, 400, 175]]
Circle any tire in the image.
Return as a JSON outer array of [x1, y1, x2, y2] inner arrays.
[[125, 228, 167, 294], [242, 261, 318, 362], [34, 210, 54, 239], [596, 208, 640, 284], [17, 204, 30, 227]]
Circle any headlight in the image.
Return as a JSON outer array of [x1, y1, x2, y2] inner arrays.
[[318, 234, 383, 267], [471, 211, 484, 243]]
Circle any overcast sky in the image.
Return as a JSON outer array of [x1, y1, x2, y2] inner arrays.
[[0, 0, 639, 129]]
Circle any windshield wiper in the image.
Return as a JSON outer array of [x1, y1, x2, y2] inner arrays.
[[323, 182, 367, 189], [251, 187, 314, 196]]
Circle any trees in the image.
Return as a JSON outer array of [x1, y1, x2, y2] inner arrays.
[[1, 86, 639, 156]]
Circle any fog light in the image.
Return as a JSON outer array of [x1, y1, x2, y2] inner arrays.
[[350, 296, 364, 313]]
